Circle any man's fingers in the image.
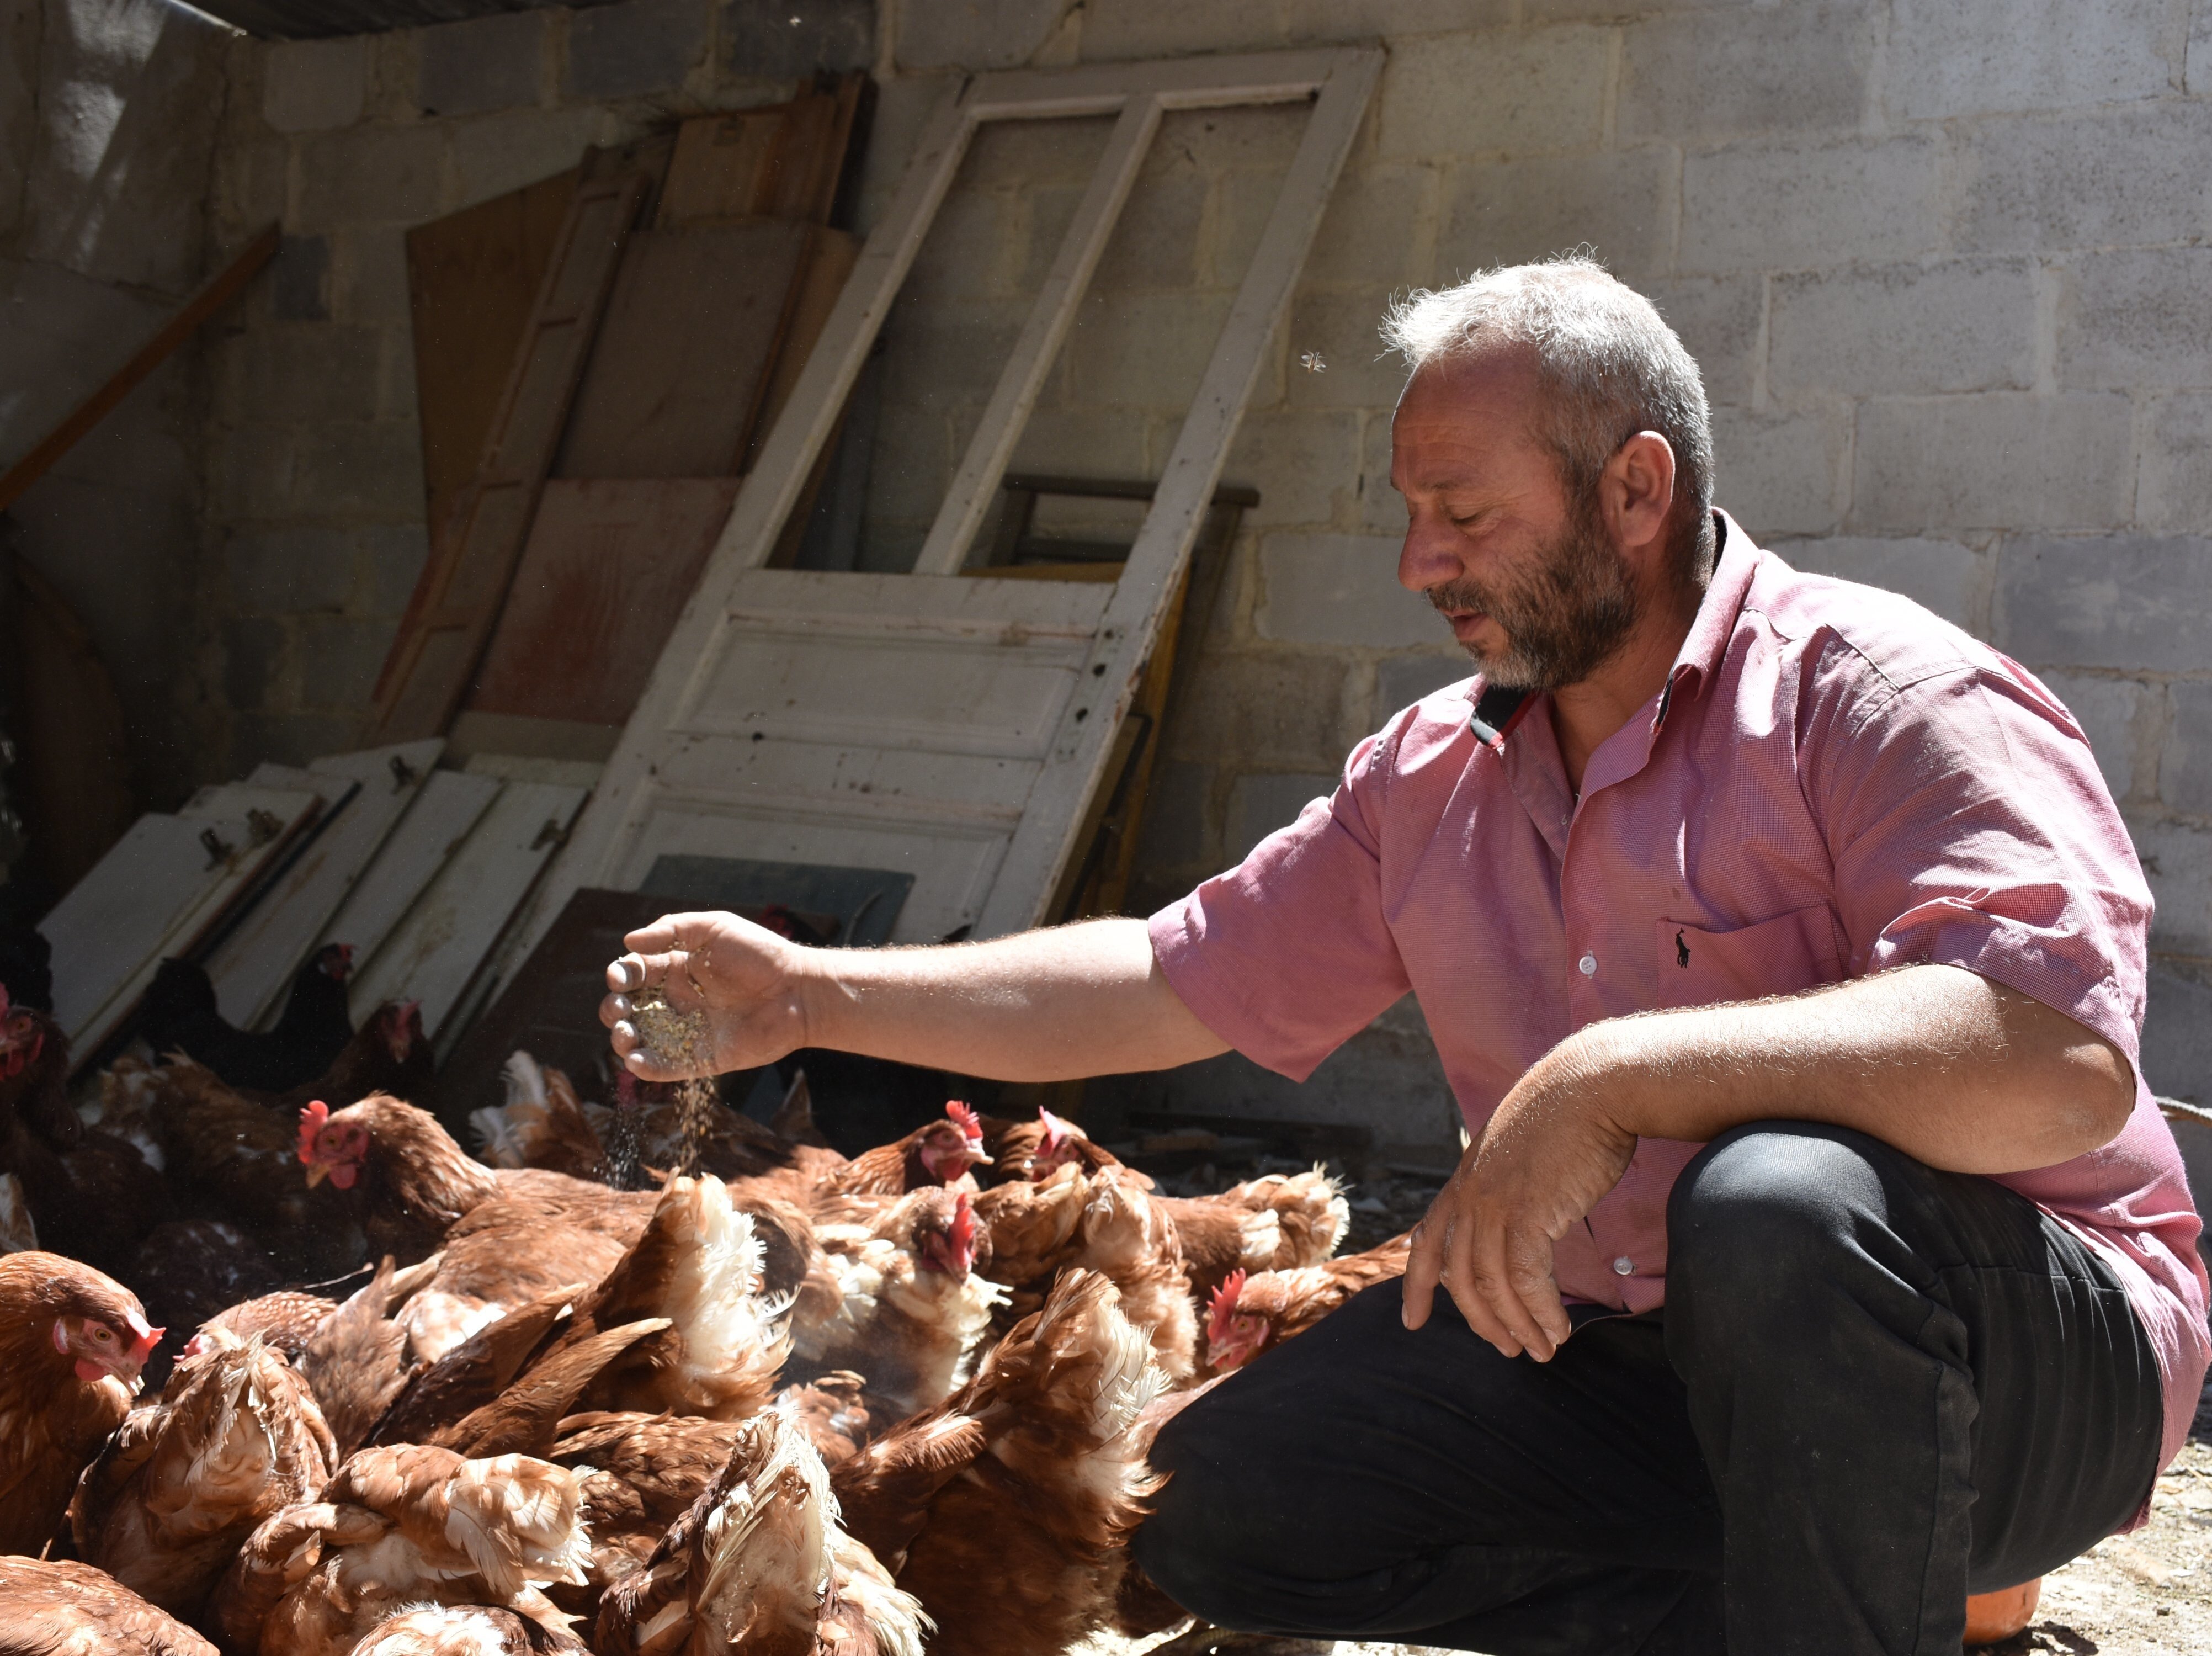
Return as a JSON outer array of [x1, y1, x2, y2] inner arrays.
[[1475, 1227, 1561, 1363], [1441, 1222, 1524, 1360], [1507, 1232, 1573, 1353], [1401, 1218, 1444, 1329]]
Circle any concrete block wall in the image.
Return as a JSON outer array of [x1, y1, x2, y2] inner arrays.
[[2, 0, 229, 813], [195, 0, 876, 772]]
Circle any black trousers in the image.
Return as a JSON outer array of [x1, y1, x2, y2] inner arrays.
[[1135, 1123, 2165, 1656]]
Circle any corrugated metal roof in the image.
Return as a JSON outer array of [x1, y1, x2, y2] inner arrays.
[[188, 0, 616, 42]]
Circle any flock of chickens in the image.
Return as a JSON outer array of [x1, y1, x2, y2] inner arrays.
[[0, 956, 1412, 1656]]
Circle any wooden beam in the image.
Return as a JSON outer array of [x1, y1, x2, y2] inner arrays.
[[0, 225, 279, 514]]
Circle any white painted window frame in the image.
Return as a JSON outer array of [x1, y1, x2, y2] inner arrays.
[[517, 45, 1383, 960]]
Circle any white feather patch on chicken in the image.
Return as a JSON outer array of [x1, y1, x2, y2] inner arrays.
[[398, 1291, 507, 1367], [0, 1172, 35, 1252], [468, 1051, 550, 1169], [659, 1176, 794, 1410]]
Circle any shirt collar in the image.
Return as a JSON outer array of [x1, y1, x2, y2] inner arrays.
[[1469, 509, 1759, 751]]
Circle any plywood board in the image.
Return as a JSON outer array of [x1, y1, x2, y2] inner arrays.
[[660, 77, 865, 229], [553, 221, 815, 480], [348, 778, 588, 1039], [369, 170, 650, 744], [466, 477, 742, 727], [746, 227, 858, 474], [320, 768, 501, 971], [407, 169, 579, 538], [204, 740, 445, 1028]]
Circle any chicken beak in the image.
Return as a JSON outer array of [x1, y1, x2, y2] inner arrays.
[[303, 1160, 330, 1188]]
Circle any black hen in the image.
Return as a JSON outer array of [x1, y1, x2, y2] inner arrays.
[[141, 942, 357, 1092]]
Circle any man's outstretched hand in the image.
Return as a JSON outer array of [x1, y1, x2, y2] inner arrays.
[[601, 910, 808, 1080], [1402, 1042, 1638, 1362]]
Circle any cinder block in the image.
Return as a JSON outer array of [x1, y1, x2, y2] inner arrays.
[[1679, 135, 1943, 275], [0, 0, 34, 243], [288, 420, 427, 519], [1711, 407, 1847, 538], [1852, 395, 2133, 534], [897, 0, 1068, 70], [2136, 816, 2212, 959], [225, 526, 359, 615], [418, 10, 543, 116], [1302, 167, 1431, 290], [2144, 963, 2212, 1105], [1254, 533, 1442, 647], [1093, 174, 1205, 293], [1357, 413, 1408, 535], [1640, 275, 1762, 408], [1068, 290, 1231, 409], [1375, 650, 1472, 721], [2035, 669, 2144, 802], [1378, 27, 1612, 160], [1526, 0, 1748, 16], [881, 297, 1025, 414], [1440, 148, 1674, 280], [264, 36, 367, 134], [1277, 0, 1514, 44], [1283, 289, 1410, 412], [294, 124, 446, 231], [456, 108, 615, 205], [1886, 0, 2176, 121], [959, 110, 1113, 192], [567, 0, 709, 100], [849, 74, 955, 237], [2059, 248, 2212, 393], [1993, 533, 2212, 672], [211, 423, 297, 520], [1768, 260, 2037, 399], [1169, 651, 1349, 769], [1014, 185, 1087, 295], [361, 523, 433, 615], [1953, 104, 2212, 256], [2161, 682, 2212, 816], [2136, 394, 2212, 535], [1227, 771, 1339, 862], [1008, 407, 1150, 481], [333, 226, 410, 325], [237, 325, 385, 423], [1130, 758, 1211, 880], [721, 0, 873, 78], [270, 235, 331, 322], [296, 615, 396, 709], [212, 137, 288, 238], [857, 402, 950, 527], [1076, 0, 1282, 61], [2193, 3, 2212, 94], [1151, 102, 1308, 179], [1770, 535, 1986, 633], [1617, 4, 1873, 142], [222, 617, 287, 710], [1219, 412, 1355, 528], [903, 190, 1008, 305]]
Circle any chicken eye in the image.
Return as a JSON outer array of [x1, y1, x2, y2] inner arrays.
[[91, 1325, 115, 1345]]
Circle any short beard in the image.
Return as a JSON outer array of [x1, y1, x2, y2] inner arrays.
[[1426, 502, 1641, 693]]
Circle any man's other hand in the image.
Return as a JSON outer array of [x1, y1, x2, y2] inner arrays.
[[602, 910, 807, 1080], [1402, 1044, 1637, 1361]]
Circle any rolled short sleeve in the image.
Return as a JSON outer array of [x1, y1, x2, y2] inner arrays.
[[1148, 722, 1415, 1081], [1811, 659, 2152, 1067]]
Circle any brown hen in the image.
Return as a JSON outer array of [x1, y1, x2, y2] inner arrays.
[[0, 1250, 162, 1556], [1160, 1166, 1350, 1298], [1203, 1229, 1414, 1373], [0, 1556, 217, 1656]]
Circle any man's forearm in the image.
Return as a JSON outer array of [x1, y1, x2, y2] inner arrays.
[[796, 916, 1229, 1082], [1560, 964, 2136, 1175]]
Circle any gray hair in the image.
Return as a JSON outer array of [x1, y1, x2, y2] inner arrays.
[[1381, 257, 1715, 576]]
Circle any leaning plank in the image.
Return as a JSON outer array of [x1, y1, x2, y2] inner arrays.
[[977, 48, 1382, 936], [204, 740, 445, 1028], [319, 768, 502, 973], [466, 477, 743, 727], [365, 170, 650, 743], [54, 786, 318, 1065], [348, 779, 589, 1038]]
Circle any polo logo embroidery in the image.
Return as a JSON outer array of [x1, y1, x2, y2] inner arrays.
[[1676, 930, 1692, 968]]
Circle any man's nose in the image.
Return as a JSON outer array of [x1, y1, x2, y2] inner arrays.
[[1398, 510, 1462, 593]]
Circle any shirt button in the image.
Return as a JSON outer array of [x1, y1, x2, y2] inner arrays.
[[1578, 953, 1598, 977], [1613, 1256, 1635, 1276]]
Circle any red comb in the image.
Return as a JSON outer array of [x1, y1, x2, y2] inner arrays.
[[297, 1100, 329, 1165], [1206, 1268, 1248, 1346], [1039, 1107, 1073, 1143], [945, 1100, 980, 1135]]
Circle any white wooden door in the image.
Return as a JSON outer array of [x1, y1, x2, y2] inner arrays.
[[514, 47, 1381, 955]]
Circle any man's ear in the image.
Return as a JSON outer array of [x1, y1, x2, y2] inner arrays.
[[1603, 431, 1678, 568]]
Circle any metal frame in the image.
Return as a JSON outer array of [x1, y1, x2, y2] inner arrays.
[[513, 45, 1382, 960]]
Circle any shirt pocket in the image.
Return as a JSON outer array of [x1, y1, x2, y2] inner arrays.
[[1654, 904, 1847, 1011]]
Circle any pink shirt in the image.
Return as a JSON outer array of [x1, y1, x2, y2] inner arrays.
[[1153, 512, 2209, 1472]]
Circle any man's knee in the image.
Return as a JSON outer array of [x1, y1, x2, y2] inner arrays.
[[1666, 1122, 1900, 1316]]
